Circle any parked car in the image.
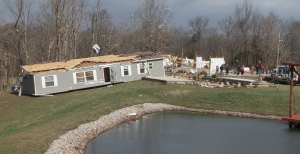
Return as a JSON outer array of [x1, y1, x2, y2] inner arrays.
[[272, 66, 289, 74], [263, 74, 289, 84]]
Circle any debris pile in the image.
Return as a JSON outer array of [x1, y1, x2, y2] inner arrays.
[[196, 80, 255, 88]]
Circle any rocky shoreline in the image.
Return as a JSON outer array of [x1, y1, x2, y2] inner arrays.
[[45, 103, 282, 154]]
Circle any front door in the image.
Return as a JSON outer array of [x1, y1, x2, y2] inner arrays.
[[110, 67, 117, 83]]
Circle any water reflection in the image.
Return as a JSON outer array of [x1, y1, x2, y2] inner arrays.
[[86, 112, 300, 154]]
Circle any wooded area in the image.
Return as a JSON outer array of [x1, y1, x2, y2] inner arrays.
[[0, 0, 299, 91]]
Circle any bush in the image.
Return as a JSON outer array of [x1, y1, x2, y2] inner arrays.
[[204, 74, 207, 77], [212, 74, 217, 78]]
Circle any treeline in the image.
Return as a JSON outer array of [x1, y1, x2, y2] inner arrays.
[[0, 0, 299, 91]]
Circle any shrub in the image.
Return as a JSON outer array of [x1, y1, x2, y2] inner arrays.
[[212, 74, 217, 78]]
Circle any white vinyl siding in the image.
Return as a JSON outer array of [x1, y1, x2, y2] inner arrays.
[[121, 65, 132, 76], [73, 70, 97, 84], [148, 62, 153, 69], [41, 75, 58, 88]]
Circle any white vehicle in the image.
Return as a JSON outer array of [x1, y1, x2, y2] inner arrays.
[[273, 66, 288, 74]]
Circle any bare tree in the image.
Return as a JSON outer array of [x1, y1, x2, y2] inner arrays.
[[188, 16, 209, 59], [129, 0, 173, 52], [218, 15, 236, 63], [233, 0, 254, 66]]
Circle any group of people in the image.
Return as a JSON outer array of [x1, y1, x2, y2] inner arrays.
[[216, 64, 230, 75], [255, 64, 265, 75], [216, 64, 269, 76], [278, 66, 289, 77], [215, 63, 293, 77]]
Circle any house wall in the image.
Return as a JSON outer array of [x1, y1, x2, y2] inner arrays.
[[34, 66, 107, 95], [147, 59, 164, 77], [21, 74, 35, 95], [31, 59, 164, 95]]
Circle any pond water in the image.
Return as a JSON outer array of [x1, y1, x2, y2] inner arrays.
[[86, 112, 300, 154]]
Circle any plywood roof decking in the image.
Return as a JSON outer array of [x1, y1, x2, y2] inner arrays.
[[22, 55, 139, 74]]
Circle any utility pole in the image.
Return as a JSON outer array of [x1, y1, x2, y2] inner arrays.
[[181, 48, 184, 68], [277, 32, 283, 68]]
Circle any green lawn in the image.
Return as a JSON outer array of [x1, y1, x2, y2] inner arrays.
[[0, 81, 299, 153]]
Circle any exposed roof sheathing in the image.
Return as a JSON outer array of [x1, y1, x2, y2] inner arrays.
[[22, 52, 164, 75], [22, 55, 139, 75]]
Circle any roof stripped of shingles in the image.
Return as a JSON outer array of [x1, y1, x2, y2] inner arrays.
[[22, 55, 139, 75]]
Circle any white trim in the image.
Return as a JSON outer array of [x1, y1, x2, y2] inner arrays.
[[137, 63, 146, 74], [128, 65, 132, 75], [137, 64, 140, 74], [73, 73, 77, 84], [92, 70, 97, 81], [73, 70, 97, 84], [121, 66, 124, 77], [121, 65, 131, 76], [33, 75, 37, 95], [53, 75, 58, 86], [41, 76, 46, 88], [41, 75, 58, 88]]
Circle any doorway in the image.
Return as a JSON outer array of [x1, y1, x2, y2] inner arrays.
[[103, 67, 111, 82]]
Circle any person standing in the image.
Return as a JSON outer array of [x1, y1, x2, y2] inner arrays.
[[237, 65, 240, 75], [241, 65, 245, 75], [251, 65, 254, 75], [279, 67, 282, 77], [256, 65, 259, 75], [260, 64, 264, 74], [226, 64, 229, 75], [216, 65, 219, 74], [220, 65, 224, 75], [283, 66, 287, 77]]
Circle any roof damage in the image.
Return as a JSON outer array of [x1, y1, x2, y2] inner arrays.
[[21, 52, 163, 75]]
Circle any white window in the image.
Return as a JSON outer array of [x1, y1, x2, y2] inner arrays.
[[73, 70, 97, 84], [137, 63, 147, 74], [41, 75, 58, 88], [121, 65, 132, 76], [148, 62, 153, 70], [124, 66, 129, 75], [140, 64, 145, 73]]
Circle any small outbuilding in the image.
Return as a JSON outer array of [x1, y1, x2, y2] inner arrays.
[[19, 51, 165, 96]]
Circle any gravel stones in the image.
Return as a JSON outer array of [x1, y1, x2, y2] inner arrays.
[[45, 103, 281, 154]]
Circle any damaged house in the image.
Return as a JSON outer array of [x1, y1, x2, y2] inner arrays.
[[19, 51, 165, 96]]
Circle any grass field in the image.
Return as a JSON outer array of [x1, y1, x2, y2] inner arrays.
[[0, 80, 299, 153]]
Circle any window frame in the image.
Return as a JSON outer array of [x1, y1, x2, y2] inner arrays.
[[41, 75, 58, 88], [148, 62, 153, 70], [121, 65, 132, 76], [137, 63, 147, 74], [73, 70, 97, 84], [139, 63, 145, 74]]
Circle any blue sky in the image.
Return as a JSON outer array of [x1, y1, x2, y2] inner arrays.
[[99, 0, 300, 27]]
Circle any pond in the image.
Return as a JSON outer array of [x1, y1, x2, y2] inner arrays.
[[86, 112, 300, 154]]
